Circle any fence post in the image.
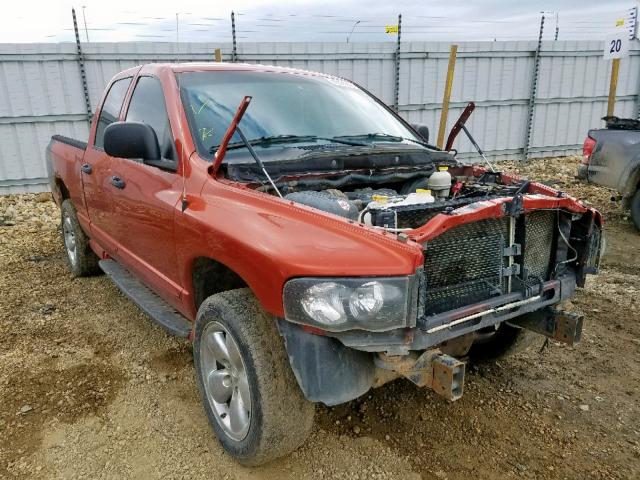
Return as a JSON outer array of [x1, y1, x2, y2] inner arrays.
[[231, 11, 237, 62], [436, 44, 458, 149], [607, 58, 621, 117], [523, 14, 545, 161], [393, 13, 402, 111], [72, 8, 92, 124]]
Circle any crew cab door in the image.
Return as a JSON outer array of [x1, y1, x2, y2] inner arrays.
[[108, 75, 183, 305], [82, 76, 132, 252]]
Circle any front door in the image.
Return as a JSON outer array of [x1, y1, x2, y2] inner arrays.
[[108, 75, 183, 305], [82, 76, 132, 253]]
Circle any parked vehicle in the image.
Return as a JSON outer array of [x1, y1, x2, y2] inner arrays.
[[47, 63, 603, 465], [579, 116, 640, 229]]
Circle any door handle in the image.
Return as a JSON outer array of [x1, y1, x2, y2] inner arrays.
[[81, 163, 92, 174], [111, 176, 126, 189]]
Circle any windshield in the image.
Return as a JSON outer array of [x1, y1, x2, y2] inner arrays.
[[178, 71, 422, 158]]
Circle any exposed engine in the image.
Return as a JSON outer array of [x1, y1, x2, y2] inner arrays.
[[284, 167, 527, 231]]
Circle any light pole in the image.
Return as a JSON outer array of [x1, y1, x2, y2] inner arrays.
[[176, 13, 180, 44], [346, 20, 360, 43], [81, 6, 89, 42]]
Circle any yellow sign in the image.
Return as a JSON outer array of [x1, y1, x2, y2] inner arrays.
[[385, 25, 398, 34], [616, 19, 625, 26]]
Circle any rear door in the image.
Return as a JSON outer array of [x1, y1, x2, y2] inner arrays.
[[82, 76, 132, 252], [108, 75, 183, 304]]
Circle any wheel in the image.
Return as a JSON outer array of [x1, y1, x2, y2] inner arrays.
[[60, 200, 100, 277], [194, 288, 314, 466], [630, 189, 640, 231], [468, 319, 541, 361]]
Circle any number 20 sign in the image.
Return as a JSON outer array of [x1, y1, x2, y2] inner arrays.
[[603, 31, 630, 60]]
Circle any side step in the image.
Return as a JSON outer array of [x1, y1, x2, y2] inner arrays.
[[99, 259, 192, 337]]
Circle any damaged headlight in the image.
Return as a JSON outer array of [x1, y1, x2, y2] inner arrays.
[[283, 276, 417, 332]]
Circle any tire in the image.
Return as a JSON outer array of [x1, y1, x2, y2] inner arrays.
[[193, 288, 314, 466], [630, 189, 640, 231], [468, 319, 540, 361], [60, 199, 100, 277]]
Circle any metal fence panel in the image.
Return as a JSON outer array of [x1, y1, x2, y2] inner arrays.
[[1, 40, 639, 193]]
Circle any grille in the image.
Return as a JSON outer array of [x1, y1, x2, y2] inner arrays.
[[423, 218, 509, 315], [523, 211, 556, 282], [422, 212, 557, 316]]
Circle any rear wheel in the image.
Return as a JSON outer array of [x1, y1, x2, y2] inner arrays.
[[194, 288, 314, 466], [60, 200, 100, 277], [630, 189, 640, 231], [469, 319, 540, 361]]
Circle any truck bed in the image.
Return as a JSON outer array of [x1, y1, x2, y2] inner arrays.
[[51, 134, 87, 151], [46, 135, 87, 209]]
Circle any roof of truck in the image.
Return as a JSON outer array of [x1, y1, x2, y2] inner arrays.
[[137, 62, 334, 77]]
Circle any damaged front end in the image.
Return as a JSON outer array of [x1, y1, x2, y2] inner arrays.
[[277, 167, 603, 406]]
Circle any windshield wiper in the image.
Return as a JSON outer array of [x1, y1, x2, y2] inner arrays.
[[334, 132, 431, 148], [209, 134, 365, 153]]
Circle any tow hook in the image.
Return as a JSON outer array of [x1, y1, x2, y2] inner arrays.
[[374, 350, 465, 401], [512, 307, 584, 345]]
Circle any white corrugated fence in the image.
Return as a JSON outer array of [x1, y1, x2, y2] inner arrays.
[[1, 40, 639, 193]]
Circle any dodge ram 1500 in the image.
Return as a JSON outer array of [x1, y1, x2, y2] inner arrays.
[[47, 62, 603, 465]]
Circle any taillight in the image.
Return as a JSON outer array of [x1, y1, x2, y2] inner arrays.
[[582, 136, 596, 165]]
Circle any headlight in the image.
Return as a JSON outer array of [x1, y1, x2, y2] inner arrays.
[[283, 276, 416, 332]]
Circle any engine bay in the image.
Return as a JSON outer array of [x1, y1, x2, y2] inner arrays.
[[281, 167, 529, 231]]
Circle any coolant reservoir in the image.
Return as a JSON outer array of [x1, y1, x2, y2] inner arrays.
[[427, 166, 452, 198], [404, 189, 435, 205]]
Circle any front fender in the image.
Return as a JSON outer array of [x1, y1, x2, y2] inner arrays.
[[176, 176, 423, 319]]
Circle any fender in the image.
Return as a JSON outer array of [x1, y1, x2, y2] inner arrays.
[[174, 160, 424, 320]]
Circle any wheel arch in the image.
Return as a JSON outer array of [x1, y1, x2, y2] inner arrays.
[[191, 256, 249, 312], [52, 176, 70, 205]]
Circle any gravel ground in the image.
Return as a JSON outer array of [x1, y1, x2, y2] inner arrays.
[[1, 156, 639, 479]]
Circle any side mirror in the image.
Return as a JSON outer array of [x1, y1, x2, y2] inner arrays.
[[411, 123, 430, 143], [104, 121, 160, 161]]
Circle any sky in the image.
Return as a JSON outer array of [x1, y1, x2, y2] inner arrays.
[[1, 0, 637, 43]]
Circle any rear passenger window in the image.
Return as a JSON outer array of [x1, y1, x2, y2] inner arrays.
[[126, 76, 176, 162], [94, 77, 131, 149]]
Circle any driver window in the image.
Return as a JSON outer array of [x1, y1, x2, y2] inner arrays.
[[94, 77, 131, 150], [126, 76, 177, 163]]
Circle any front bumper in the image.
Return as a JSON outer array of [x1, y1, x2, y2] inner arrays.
[[278, 273, 578, 406], [329, 273, 576, 353]]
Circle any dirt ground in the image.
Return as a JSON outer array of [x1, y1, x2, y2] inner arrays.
[[1, 156, 639, 480]]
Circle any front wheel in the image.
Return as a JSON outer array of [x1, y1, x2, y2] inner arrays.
[[193, 288, 314, 466]]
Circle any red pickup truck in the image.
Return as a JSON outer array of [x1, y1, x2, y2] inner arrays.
[[47, 63, 603, 465]]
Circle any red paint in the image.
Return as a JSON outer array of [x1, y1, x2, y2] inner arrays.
[[302, 325, 327, 336], [48, 63, 601, 327], [582, 136, 596, 166]]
